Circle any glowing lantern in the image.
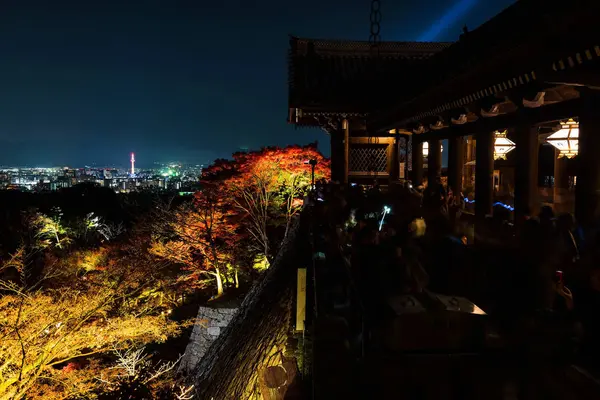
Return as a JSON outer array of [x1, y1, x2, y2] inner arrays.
[[493, 130, 516, 160], [422, 142, 443, 157], [546, 118, 579, 158]]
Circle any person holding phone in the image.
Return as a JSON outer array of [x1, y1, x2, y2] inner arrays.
[[554, 270, 574, 311]]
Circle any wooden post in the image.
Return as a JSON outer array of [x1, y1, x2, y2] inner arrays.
[[475, 131, 495, 221], [427, 139, 442, 191], [514, 126, 539, 226], [465, 137, 475, 189], [390, 131, 400, 181], [343, 119, 349, 185], [575, 92, 600, 227], [330, 127, 344, 183], [412, 138, 424, 187], [553, 149, 570, 214], [448, 136, 464, 196], [296, 268, 307, 332]]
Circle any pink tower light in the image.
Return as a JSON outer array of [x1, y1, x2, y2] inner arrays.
[[130, 152, 135, 175]]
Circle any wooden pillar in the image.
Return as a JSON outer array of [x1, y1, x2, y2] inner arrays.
[[330, 128, 344, 183], [475, 131, 494, 221], [343, 119, 349, 184], [575, 92, 600, 227], [514, 126, 539, 226], [553, 149, 570, 214], [389, 131, 400, 181], [465, 137, 475, 188], [412, 138, 424, 187], [427, 139, 442, 188], [448, 136, 464, 196], [403, 135, 410, 180]]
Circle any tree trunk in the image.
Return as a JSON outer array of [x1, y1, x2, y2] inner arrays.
[[235, 269, 239, 289], [215, 268, 224, 297], [284, 215, 292, 240]]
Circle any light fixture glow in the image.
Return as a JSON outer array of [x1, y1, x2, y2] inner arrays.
[[493, 130, 515, 160], [546, 118, 579, 158], [379, 205, 391, 231], [422, 142, 443, 157]]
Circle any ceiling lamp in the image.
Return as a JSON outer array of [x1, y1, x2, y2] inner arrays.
[[546, 118, 579, 158], [422, 142, 443, 157], [493, 130, 516, 160]]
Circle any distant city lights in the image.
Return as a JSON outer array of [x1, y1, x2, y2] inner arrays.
[[0, 154, 203, 194]]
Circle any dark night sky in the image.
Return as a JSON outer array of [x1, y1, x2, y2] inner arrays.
[[0, 0, 515, 167]]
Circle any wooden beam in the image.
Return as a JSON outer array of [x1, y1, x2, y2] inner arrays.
[[416, 98, 582, 141], [349, 136, 394, 144], [343, 119, 349, 184], [349, 171, 389, 177]]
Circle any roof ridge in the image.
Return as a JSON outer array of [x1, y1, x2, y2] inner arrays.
[[289, 36, 453, 57], [292, 36, 453, 45]]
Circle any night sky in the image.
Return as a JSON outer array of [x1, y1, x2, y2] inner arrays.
[[0, 0, 515, 168]]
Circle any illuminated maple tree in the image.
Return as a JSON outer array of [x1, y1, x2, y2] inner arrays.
[[150, 183, 237, 297], [0, 245, 182, 399], [273, 144, 330, 237], [220, 144, 330, 261]]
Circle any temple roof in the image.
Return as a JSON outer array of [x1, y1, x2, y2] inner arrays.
[[369, 0, 600, 130], [287, 0, 600, 131], [288, 37, 452, 120], [289, 37, 452, 58]]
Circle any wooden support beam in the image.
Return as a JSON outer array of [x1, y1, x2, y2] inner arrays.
[[575, 91, 600, 226], [427, 140, 442, 187], [475, 131, 494, 222], [514, 126, 539, 226], [413, 98, 582, 141], [448, 136, 464, 196], [349, 136, 395, 144], [411, 140, 424, 187], [389, 132, 400, 181], [343, 119, 349, 184]]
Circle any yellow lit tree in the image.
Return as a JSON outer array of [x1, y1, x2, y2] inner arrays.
[[0, 243, 182, 399], [30, 209, 72, 250]]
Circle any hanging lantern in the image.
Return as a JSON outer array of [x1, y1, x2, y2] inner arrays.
[[422, 142, 443, 157], [546, 118, 579, 158], [493, 130, 516, 160]]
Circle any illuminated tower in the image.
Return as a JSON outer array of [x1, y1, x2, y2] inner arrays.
[[130, 152, 135, 176]]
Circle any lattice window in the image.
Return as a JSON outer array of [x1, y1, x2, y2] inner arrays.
[[349, 144, 388, 173]]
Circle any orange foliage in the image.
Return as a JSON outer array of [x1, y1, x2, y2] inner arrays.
[[150, 183, 237, 297], [214, 143, 330, 254]]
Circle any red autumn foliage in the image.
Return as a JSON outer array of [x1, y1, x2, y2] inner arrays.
[[204, 143, 330, 258]]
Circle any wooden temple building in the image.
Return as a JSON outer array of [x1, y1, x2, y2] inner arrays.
[[288, 0, 600, 227]]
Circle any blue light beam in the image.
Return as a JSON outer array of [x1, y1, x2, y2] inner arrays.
[[418, 0, 478, 42]]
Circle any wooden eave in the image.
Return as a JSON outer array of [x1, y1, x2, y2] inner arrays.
[[369, 0, 600, 132], [287, 36, 452, 120], [288, 36, 452, 58], [413, 97, 582, 142]]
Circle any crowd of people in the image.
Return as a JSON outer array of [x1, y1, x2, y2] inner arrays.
[[312, 178, 600, 374]]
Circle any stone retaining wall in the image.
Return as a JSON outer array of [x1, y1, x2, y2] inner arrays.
[[187, 207, 308, 400], [178, 306, 238, 373]]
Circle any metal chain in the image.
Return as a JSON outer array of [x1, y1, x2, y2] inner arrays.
[[369, 0, 382, 56], [368, 0, 381, 180]]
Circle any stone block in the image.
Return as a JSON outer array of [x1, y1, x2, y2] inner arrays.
[[178, 306, 238, 373]]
